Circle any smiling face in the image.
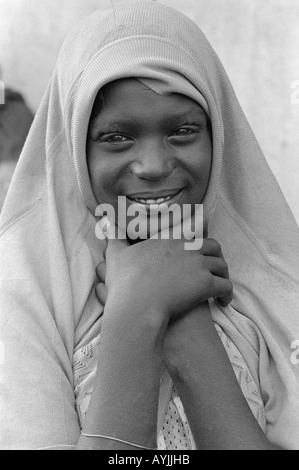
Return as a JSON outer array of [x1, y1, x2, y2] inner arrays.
[[86, 78, 212, 238]]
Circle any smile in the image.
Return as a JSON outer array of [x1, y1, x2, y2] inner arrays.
[[126, 189, 184, 209]]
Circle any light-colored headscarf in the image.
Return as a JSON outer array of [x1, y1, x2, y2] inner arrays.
[[1, 0, 299, 450]]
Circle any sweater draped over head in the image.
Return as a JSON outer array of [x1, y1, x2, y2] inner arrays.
[[1, 0, 299, 450]]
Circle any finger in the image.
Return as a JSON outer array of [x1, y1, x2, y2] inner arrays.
[[95, 282, 108, 305], [96, 260, 106, 282], [216, 294, 233, 307], [211, 277, 233, 307], [199, 238, 223, 257], [205, 256, 229, 279]]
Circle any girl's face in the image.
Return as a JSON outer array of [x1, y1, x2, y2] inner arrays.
[[87, 78, 212, 236]]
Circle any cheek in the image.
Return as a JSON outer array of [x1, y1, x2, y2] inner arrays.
[[189, 139, 212, 184], [87, 149, 127, 204], [87, 155, 108, 203], [185, 140, 212, 203], [201, 152, 212, 183]]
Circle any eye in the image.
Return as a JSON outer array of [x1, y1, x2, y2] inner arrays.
[[99, 134, 131, 144], [171, 127, 194, 137], [169, 123, 203, 139]]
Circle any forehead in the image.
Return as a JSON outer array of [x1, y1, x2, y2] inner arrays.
[[90, 78, 207, 124]]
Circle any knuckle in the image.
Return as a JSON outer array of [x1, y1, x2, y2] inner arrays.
[[96, 260, 104, 272], [95, 281, 107, 303], [218, 258, 227, 269], [96, 260, 106, 277], [210, 238, 222, 253], [208, 237, 217, 245], [226, 278, 233, 293], [222, 260, 229, 275]]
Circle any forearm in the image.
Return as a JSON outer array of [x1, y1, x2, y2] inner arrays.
[[166, 303, 278, 450], [77, 301, 165, 450]]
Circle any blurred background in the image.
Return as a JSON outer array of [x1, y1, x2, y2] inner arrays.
[[0, 0, 298, 222]]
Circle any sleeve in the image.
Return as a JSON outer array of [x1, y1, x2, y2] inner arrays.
[[214, 322, 267, 433], [0, 278, 81, 450]]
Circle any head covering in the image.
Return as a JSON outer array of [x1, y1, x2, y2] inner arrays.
[[1, 0, 299, 450]]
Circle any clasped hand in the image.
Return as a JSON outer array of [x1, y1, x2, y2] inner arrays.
[[95, 223, 232, 326]]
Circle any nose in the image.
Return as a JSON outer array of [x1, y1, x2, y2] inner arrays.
[[131, 141, 174, 181]]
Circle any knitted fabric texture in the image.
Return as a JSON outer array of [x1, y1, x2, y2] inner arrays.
[[1, 0, 299, 449]]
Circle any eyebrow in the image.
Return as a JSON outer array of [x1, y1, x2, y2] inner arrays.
[[90, 106, 208, 131], [162, 106, 208, 123]]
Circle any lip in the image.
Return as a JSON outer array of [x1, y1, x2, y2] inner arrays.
[[126, 188, 184, 201]]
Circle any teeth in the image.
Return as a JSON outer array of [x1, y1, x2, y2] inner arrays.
[[132, 195, 174, 204], [156, 197, 169, 204]]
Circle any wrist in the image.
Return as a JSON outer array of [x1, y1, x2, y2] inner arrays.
[[102, 294, 168, 350], [106, 279, 172, 324], [163, 302, 216, 380]]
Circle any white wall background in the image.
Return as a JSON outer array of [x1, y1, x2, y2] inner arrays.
[[0, 0, 299, 223]]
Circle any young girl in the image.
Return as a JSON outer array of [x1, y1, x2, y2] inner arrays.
[[1, 0, 299, 450]]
